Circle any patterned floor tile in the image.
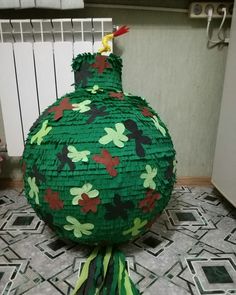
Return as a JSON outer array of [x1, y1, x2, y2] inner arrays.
[[144, 277, 191, 295], [23, 281, 62, 295], [0, 186, 235, 294]]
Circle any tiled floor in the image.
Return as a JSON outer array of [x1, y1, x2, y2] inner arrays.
[[0, 186, 235, 295]]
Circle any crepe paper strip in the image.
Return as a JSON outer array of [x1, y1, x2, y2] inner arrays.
[[44, 188, 64, 210], [109, 92, 125, 100], [57, 145, 75, 172], [117, 251, 140, 295], [86, 85, 103, 94], [30, 120, 52, 145], [29, 164, 45, 185], [93, 252, 103, 291], [118, 257, 136, 295], [83, 257, 98, 294], [140, 164, 157, 190], [104, 194, 134, 220], [78, 194, 101, 213], [28, 177, 39, 205], [118, 255, 123, 293], [113, 25, 129, 37], [92, 55, 111, 74], [85, 105, 108, 124], [67, 145, 90, 162], [64, 216, 94, 238], [71, 247, 100, 295], [48, 97, 73, 121], [93, 149, 119, 177], [70, 183, 99, 205], [139, 189, 161, 213], [99, 123, 128, 148], [123, 218, 147, 237], [124, 119, 152, 157], [72, 99, 91, 113], [109, 252, 119, 293], [94, 246, 113, 294], [71, 247, 140, 295], [140, 107, 154, 117], [99, 26, 129, 53], [151, 115, 166, 137], [75, 62, 93, 87]]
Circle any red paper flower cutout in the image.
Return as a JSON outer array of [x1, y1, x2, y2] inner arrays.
[[109, 92, 124, 100], [48, 97, 72, 121], [141, 107, 154, 117], [44, 188, 64, 210], [78, 193, 101, 213], [139, 189, 161, 212], [93, 149, 119, 177], [92, 55, 111, 74]]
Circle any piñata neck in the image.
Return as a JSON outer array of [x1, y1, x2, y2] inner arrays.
[[72, 53, 123, 91]]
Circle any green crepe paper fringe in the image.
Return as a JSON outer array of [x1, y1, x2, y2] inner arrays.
[[71, 246, 140, 295], [23, 52, 176, 246], [72, 53, 123, 92]]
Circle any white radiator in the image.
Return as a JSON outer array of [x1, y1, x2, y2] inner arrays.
[[0, 18, 113, 156]]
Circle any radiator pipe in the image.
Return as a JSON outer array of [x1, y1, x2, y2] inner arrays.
[[85, 3, 188, 13]]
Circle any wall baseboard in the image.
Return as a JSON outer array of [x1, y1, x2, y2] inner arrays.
[[0, 179, 23, 191], [176, 177, 212, 186], [0, 177, 212, 191]]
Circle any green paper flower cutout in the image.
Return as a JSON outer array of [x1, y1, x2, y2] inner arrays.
[[64, 216, 94, 238], [123, 218, 147, 236], [30, 120, 52, 145], [151, 116, 166, 137], [70, 183, 99, 205], [72, 99, 91, 113], [27, 177, 39, 204], [86, 85, 103, 94], [99, 123, 128, 148], [140, 164, 157, 189], [67, 145, 90, 162]]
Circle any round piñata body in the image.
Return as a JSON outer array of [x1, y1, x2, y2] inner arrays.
[[22, 53, 176, 245]]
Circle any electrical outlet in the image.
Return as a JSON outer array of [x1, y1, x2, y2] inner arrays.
[[189, 2, 234, 18]]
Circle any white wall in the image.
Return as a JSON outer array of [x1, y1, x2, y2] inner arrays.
[[0, 7, 229, 179]]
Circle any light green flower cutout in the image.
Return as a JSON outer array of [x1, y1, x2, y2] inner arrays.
[[140, 164, 157, 189], [72, 100, 91, 113], [70, 183, 99, 205], [64, 216, 94, 238], [31, 120, 52, 145], [67, 145, 90, 162], [86, 85, 103, 94], [123, 218, 147, 237], [99, 123, 128, 148], [151, 116, 166, 137], [27, 177, 39, 204]]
